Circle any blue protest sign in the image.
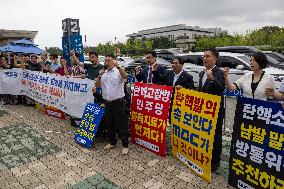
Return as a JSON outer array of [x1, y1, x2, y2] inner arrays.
[[62, 35, 84, 66], [62, 18, 84, 66], [228, 97, 284, 189], [223, 87, 243, 97], [70, 35, 84, 62], [74, 103, 104, 148]]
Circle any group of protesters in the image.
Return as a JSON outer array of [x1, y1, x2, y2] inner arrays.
[[1, 47, 284, 171], [133, 48, 284, 172]]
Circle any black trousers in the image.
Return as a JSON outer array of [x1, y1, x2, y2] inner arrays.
[[105, 98, 129, 147], [211, 107, 225, 166], [94, 93, 107, 138], [17, 95, 27, 105]]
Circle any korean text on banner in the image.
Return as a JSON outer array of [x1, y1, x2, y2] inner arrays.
[[228, 97, 284, 189], [0, 68, 95, 117], [45, 105, 66, 119], [130, 82, 173, 157], [74, 103, 104, 148], [171, 88, 221, 183]]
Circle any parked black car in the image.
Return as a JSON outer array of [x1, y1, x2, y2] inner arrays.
[[155, 48, 179, 62], [124, 57, 171, 75]]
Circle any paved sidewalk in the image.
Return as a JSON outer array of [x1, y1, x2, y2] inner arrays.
[[0, 105, 235, 189]]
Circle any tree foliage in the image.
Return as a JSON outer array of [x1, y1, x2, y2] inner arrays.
[[195, 26, 284, 53], [47, 26, 284, 58], [46, 36, 177, 57], [46, 47, 63, 55], [82, 36, 175, 56]]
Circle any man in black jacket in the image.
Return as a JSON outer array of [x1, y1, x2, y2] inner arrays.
[[135, 51, 166, 84], [198, 48, 225, 172], [163, 57, 195, 125], [163, 57, 194, 89], [26, 55, 42, 71]]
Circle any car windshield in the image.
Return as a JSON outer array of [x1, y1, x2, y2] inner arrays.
[[98, 56, 105, 62], [237, 55, 250, 64], [266, 56, 281, 65], [121, 57, 134, 63], [266, 53, 284, 62], [157, 57, 170, 64]]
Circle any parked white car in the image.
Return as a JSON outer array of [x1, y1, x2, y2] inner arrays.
[[116, 56, 134, 66], [178, 52, 284, 88], [98, 56, 105, 65]]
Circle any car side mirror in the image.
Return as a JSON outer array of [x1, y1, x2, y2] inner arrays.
[[236, 65, 244, 70]]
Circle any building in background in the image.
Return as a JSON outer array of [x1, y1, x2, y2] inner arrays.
[[126, 24, 227, 52], [0, 29, 38, 46]]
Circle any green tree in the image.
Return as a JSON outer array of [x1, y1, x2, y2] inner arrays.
[[152, 36, 176, 49], [144, 39, 154, 52], [125, 37, 136, 55], [84, 46, 98, 54], [195, 26, 284, 52], [46, 47, 63, 55]]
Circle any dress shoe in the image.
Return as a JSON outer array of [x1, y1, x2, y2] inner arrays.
[[121, 147, 129, 155], [103, 144, 117, 150]]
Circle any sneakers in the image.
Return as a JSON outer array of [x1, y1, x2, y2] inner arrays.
[[121, 147, 129, 155], [103, 144, 117, 150]]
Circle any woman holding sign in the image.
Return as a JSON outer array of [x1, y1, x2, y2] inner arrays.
[[224, 51, 276, 100]]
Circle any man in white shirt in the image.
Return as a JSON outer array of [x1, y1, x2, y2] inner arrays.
[[95, 54, 129, 155]]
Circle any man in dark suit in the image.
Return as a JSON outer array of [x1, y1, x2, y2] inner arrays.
[[198, 48, 225, 172], [163, 57, 194, 89], [135, 51, 166, 84], [163, 57, 195, 125]]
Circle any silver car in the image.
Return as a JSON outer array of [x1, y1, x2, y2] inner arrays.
[[179, 52, 284, 88]]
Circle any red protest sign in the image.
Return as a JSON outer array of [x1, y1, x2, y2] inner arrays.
[[130, 82, 173, 157], [45, 105, 66, 120]]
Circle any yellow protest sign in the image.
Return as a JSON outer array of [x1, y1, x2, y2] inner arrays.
[[171, 88, 221, 183]]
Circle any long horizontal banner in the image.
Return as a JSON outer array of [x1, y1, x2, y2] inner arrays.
[[0, 68, 94, 117]]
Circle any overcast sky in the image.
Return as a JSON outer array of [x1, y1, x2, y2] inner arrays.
[[1, 0, 283, 49]]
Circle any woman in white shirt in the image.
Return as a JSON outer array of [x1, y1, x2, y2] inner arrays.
[[224, 51, 275, 100]]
